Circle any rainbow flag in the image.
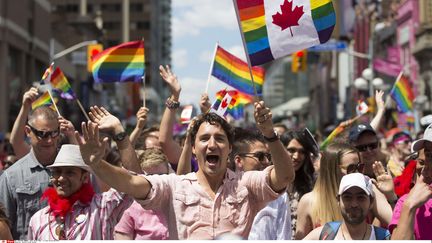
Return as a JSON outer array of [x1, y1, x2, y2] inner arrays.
[[40, 63, 54, 84], [390, 73, 415, 113], [92, 40, 145, 83], [31, 91, 57, 110], [320, 125, 344, 150], [215, 89, 252, 120], [211, 89, 237, 117], [234, 0, 335, 66], [212, 46, 265, 95], [50, 67, 76, 100]]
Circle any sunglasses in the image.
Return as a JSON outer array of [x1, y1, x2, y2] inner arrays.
[[238, 152, 272, 164], [27, 124, 60, 139], [355, 142, 379, 152], [346, 162, 365, 174], [287, 147, 306, 155]]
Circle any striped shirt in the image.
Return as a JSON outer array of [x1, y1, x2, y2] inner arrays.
[[28, 188, 132, 240]]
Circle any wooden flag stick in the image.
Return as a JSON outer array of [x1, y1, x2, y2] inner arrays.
[[232, 0, 260, 102], [141, 37, 146, 107], [76, 99, 90, 121], [47, 90, 61, 117], [205, 42, 219, 94]]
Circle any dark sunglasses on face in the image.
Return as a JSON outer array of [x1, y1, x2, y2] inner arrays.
[[238, 152, 272, 164], [355, 142, 379, 152], [27, 124, 60, 139], [346, 162, 365, 174]]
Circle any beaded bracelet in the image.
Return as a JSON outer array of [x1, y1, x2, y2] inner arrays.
[[165, 97, 180, 110]]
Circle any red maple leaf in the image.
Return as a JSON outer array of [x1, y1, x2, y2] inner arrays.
[[221, 98, 228, 109], [272, 0, 304, 37]]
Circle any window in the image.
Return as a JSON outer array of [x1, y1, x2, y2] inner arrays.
[[130, 3, 143, 12]]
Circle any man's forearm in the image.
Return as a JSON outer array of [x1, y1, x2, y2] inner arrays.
[[391, 201, 416, 240], [116, 135, 142, 174], [10, 105, 31, 158], [268, 138, 294, 192]]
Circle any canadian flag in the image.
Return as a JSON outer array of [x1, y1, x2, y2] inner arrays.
[[356, 101, 369, 116], [210, 92, 236, 118], [180, 105, 193, 124]]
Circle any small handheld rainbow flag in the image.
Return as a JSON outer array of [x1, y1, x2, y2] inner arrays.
[[234, 0, 335, 66], [31, 91, 57, 110], [211, 89, 237, 118], [211, 45, 265, 95], [320, 125, 344, 150], [390, 72, 415, 113], [92, 40, 145, 83], [40, 63, 54, 84], [50, 67, 76, 100]]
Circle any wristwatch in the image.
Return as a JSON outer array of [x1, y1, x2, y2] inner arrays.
[[113, 131, 127, 142], [263, 131, 279, 142]]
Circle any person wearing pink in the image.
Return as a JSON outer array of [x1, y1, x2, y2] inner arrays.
[[75, 66, 294, 239], [28, 145, 132, 240], [389, 125, 432, 240]]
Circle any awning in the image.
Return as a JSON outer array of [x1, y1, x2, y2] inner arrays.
[[272, 96, 310, 117]]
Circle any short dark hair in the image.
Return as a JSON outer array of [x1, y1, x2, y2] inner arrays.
[[190, 112, 233, 146], [229, 127, 265, 165]]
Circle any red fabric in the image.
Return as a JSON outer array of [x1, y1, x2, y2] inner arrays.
[[393, 160, 417, 197], [41, 183, 95, 218]]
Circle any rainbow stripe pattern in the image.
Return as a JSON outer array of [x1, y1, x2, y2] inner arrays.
[[31, 91, 56, 110], [320, 125, 344, 150], [215, 89, 253, 119], [235, 0, 335, 66], [390, 74, 415, 113], [92, 40, 145, 83], [50, 67, 76, 100], [212, 46, 265, 95]]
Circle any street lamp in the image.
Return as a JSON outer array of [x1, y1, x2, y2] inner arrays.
[[50, 39, 98, 62]]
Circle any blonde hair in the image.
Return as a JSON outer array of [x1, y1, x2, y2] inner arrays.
[[138, 148, 169, 172], [310, 142, 359, 226]]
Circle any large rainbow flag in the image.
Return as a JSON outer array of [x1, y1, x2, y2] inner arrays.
[[50, 67, 76, 100], [234, 0, 335, 66], [211, 46, 265, 95], [390, 73, 415, 113], [92, 40, 145, 83]]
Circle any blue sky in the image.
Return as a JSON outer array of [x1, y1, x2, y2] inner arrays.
[[171, 0, 247, 106]]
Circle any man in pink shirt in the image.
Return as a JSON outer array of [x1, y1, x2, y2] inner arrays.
[[75, 68, 294, 239]]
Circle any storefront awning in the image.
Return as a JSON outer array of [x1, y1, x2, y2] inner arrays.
[[272, 96, 310, 117]]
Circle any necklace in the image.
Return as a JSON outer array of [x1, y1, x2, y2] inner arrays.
[[341, 223, 368, 240]]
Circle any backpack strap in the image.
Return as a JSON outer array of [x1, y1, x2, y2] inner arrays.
[[319, 221, 341, 240], [373, 226, 391, 240]]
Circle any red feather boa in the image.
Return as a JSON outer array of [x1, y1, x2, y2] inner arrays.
[[41, 183, 95, 218], [394, 160, 417, 197]]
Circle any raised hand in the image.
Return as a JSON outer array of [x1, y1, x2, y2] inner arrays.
[[405, 175, 432, 209], [159, 65, 181, 98], [58, 116, 75, 137], [375, 90, 385, 112], [22, 87, 39, 108], [254, 101, 274, 137], [75, 121, 109, 166], [372, 161, 396, 198], [136, 107, 149, 129], [88, 106, 124, 135], [199, 93, 211, 113]]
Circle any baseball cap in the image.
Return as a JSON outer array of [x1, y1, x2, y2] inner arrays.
[[47, 144, 91, 172], [411, 124, 432, 152], [349, 124, 376, 143], [338, 173, 374, 198]]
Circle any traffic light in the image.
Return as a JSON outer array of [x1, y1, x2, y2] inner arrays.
[[87, 44, 103, 72], [291, 50, 307, 73]]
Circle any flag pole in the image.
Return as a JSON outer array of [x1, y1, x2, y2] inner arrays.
[[76, 99, 90, 121], [232, 0, 259, 101], [43, 63, 62, 117], [205, 42, 219, 94], [47, 90, 61, 117], [389, 71, 403, 96], [141, 38, 146, 107]]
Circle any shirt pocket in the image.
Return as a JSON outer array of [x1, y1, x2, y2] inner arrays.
[[224, 188, 249, 226], [15, 184, 42, 234], [174, 192, 200, 226]]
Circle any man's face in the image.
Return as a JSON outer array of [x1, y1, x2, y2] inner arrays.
[[192, 122, 231, 178], [393, 137, 412, 157], [339, 152, 363, 176], [236, 141, 270, 172], [25, 116, 60, 160], [421, 142, 432, 184], [354, 132, 379, 168], [339, 187, 372, 225], [51, 167, 88, 197]]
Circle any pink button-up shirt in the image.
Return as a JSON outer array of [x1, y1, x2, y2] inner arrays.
[[136, 165, 281, 239]]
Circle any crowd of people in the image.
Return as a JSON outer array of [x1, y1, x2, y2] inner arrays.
[[0, 65, 431, 240]]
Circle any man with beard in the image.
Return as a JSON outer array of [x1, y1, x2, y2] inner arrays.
[[303, 173, 390, 240]]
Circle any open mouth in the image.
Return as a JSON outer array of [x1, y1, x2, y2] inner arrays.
[[206, 155, 220, 167]]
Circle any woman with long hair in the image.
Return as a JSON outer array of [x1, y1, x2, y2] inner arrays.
[[280, 130, 317, 239]]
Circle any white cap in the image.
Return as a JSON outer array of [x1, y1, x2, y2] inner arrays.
[[47, 144, 91, 172], [338, 173, 374, 198], [412, 124, 432, 152]]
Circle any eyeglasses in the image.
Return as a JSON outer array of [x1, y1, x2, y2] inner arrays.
[[355, 142, 379, 152], [346, 162, 365, 174], [238, 152, 272, 164], [287, 147, 306, 155], [27, 124, 60, 139]]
